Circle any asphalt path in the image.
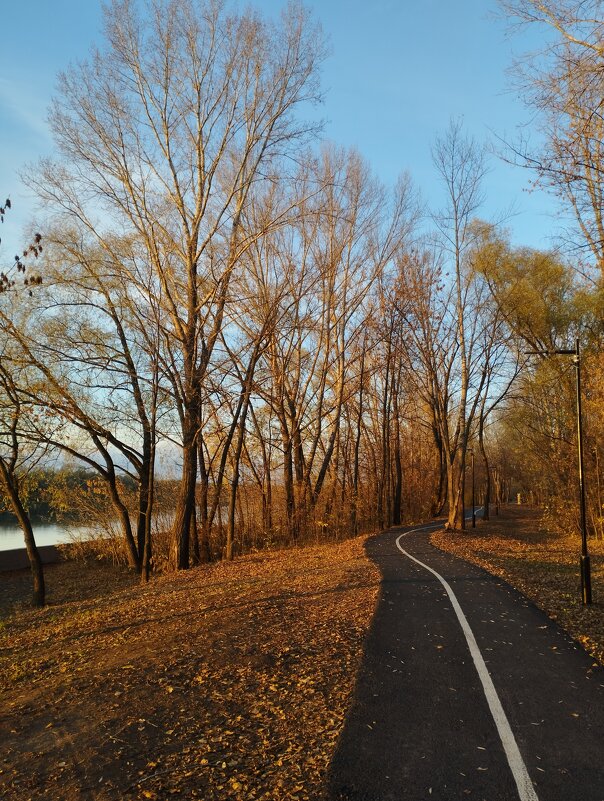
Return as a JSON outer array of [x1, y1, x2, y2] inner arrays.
[[328, 520, 604, 801]]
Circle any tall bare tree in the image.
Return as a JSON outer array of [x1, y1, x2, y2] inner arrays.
[[501, 0, 604, 273], [0, 200, 46, 606], [432, 119, 488, 529], [25, 0, 326, 569]]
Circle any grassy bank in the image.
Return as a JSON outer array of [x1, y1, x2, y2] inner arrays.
[[0, 536, 380, 800], [431, 505, 604, 665]]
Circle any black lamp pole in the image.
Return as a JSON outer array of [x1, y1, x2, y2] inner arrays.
[[573, 339, 592, 605], [526, 339, 592, 605]]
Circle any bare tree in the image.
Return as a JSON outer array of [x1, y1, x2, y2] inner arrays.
[[0, 200, 45, 606], [432, 120, 488, 529], [0, 348, 47, 606], [0, 234, 166, 573], [501, 0, 604, 272], [25, 0, 326, 569]]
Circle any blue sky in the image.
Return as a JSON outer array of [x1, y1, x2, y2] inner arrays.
[[0, 0, 560, 257]]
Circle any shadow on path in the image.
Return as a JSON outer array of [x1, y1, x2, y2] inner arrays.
[[327, 525, 604, 801]]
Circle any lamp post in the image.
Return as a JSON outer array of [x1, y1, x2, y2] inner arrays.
[[467, 448, 476, 528], [526, 339, 592, 605]]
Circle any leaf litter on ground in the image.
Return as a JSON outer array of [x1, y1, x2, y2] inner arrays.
[[431, 505, 604, 666], [0, 536, 380, 800]]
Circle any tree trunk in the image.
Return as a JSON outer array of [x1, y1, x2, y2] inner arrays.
[[392, 374, 402, 526], [393, 435, 403, 526], [291, 415, 307, 538], [281, 422, 296, 542], [479, 421, 490, 521], [105, 471, 140, 570], [350, 346, 366, 536], [136, 429, 152, 561], [227, 397, 251, 560], [190, 503, 200, 565], [430, 424, 447, 516], [378, 347, 391, 529], [173, 413, 197, 569], [141, 435, 155, 584], [0, 462, 45, 607], [197, 439, 212, 562], [447, 451, 466, 530]]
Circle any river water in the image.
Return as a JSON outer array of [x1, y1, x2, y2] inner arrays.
[[0, 524, 86, 551]]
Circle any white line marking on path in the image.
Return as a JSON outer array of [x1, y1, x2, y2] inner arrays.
[[395, 524, 539, 801]]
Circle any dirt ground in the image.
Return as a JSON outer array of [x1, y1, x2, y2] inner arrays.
[[0, 537, 380, 801], [431, 504, 604, 665], [4, 506, 602, 800]]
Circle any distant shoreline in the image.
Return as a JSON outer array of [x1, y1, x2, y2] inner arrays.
[[0, 523, 84, 553]]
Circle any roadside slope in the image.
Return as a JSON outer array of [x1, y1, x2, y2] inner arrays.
[[0, 536, 380, 801], [329, 522, 604, 801], [431, 506, 604, 665]]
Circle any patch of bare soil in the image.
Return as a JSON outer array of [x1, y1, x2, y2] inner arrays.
[[0, 537, 380, 800], [431, 505, 604, 665]]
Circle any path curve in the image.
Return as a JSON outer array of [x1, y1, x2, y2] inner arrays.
[[328, 520, 604, 801]]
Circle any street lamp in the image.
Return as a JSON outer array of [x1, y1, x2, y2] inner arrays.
[[467, 448, 476, 528], [525, 338, 592, 605]]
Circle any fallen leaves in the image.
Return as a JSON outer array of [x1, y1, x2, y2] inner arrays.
[[432, 505, 604, 665], [0, 536, 380, 800]]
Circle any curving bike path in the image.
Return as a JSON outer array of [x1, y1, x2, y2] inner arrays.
[[328, 521, 604, 801]]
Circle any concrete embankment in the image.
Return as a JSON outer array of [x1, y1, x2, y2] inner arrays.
[[0, 545, 62, 572]]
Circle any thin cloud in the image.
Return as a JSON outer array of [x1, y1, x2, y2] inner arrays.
[[0, 78, 52, 144]]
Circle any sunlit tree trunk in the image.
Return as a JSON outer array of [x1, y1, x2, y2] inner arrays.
[[0, 460, 45, 606]]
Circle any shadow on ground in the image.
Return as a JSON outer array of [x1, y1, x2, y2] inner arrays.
[[325, 528, 457, 801], [325, 525, 520, 801]]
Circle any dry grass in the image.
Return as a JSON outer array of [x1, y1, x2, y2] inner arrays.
[[0, 536, 380, 801], [431, 505, 604, 665]]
